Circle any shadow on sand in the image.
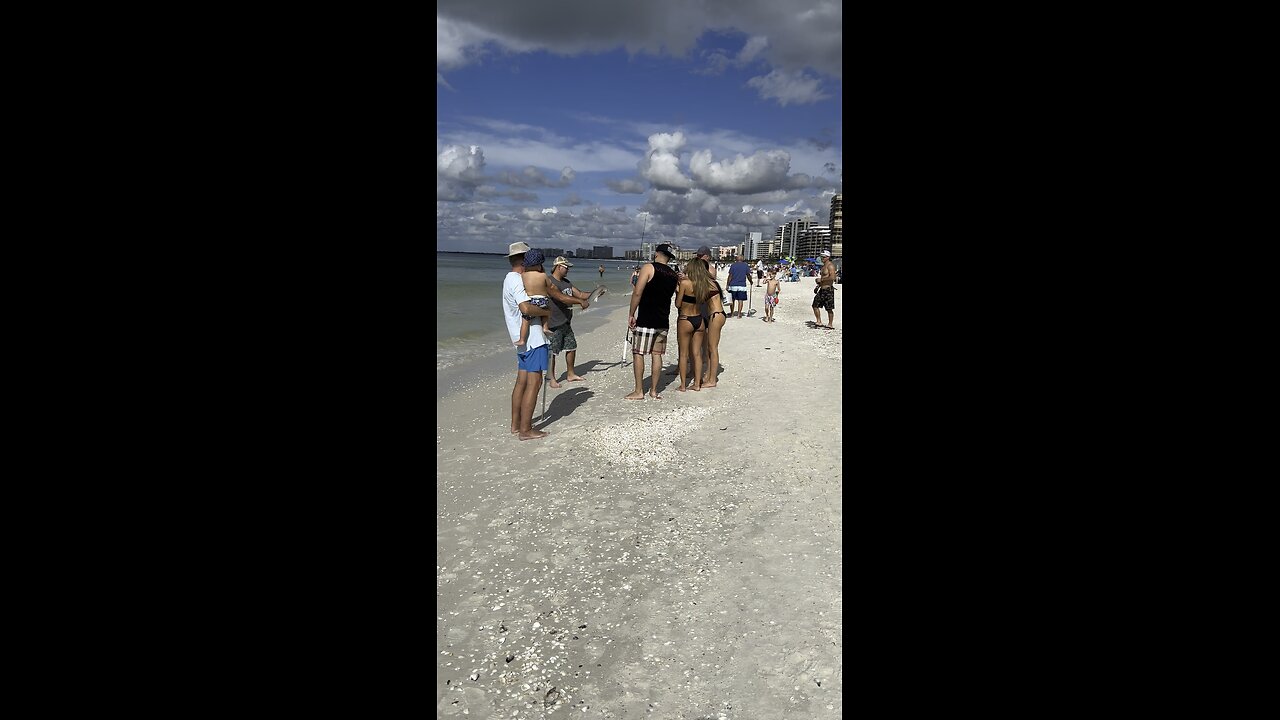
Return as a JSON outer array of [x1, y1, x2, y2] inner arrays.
[[535, 386, 593, 429], [573, 359, 624, 376]]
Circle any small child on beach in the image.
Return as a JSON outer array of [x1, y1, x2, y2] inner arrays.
[[764, 272, 781, 323], [515, 249, 551, 347]]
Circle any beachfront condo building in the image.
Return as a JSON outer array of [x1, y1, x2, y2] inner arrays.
[[744, 232, 762, 261], [775, 218, 814, 258], [795, 225, 831, 260], [593, 245, 614, 259], [829, 193, 842, 251]]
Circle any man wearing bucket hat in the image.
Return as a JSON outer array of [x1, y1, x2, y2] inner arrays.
[[502, 243, 590, 440]]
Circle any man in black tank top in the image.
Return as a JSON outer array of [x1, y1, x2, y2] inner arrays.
[[625, 243, 679, 400]]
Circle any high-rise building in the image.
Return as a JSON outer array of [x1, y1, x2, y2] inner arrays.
[[712, 245, 738, 260], [775, 218, 813, 257], [796, 224, 831, 260], [744, 232, 762, 261], [829, 193, 842, 253], [542, 248, 564, 259], [592, 246, 613, 259], [625, 250, 641, 260], [755, 238, 779, 258], [830, 242, 842, 258], [639, 242, 653, 261]]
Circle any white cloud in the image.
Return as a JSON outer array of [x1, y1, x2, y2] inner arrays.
[[746, 69, 830, 106], [437, 144, 485, 180], [438, 119, 640, 173], [736, 35, 769, 64], [688, 148, 791, 194], [638, 132, 694, 191], [437, 144, 487, 200]]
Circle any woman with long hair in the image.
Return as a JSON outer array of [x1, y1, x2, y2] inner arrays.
[[697, 259, 726, 387], [673, 259, 717, 391]]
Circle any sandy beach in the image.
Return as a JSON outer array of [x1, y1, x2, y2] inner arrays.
[[437, 277, 843, 718]]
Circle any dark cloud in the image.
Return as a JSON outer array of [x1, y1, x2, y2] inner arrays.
[[495, 166, 576, 188], [437, 0, 841, 82]]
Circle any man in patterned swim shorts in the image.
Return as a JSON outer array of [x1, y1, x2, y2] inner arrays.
[[625, 243, 679, 400], [811, 250, 836, 329]]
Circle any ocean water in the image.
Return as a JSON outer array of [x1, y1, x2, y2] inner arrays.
[[436, 253, 640, 370]]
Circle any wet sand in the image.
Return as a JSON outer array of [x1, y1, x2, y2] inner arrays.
[[437, 278, 843, 718]]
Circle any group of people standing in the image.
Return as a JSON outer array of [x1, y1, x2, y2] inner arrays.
[[625, 244, 731, 399], [502, 240, 839, 439]]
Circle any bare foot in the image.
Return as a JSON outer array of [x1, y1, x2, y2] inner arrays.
[[565, 375, 586, 382], [649, 393, 662, 400], [702, 382, 718, 388], [692, 384, 701, 391], [624, 392, 645, 400], [511, 427, 519, 433], [518, 429, 548, 441], [549, 380, 562, 389], [678, 385, 687, 392]]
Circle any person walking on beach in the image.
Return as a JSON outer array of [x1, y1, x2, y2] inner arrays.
[[812, 250, 837, 329], [754, 259, 765, 287], [764, 271, 781, 323], [546, 256, 588, 389], [625, 243, 678, 400], [726, 255, 750, 318]]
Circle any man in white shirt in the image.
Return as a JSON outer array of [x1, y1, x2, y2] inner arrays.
[[503, 243, 589, 440], [503, 243, 553, 440]]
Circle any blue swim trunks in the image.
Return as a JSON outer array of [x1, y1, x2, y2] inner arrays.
[[517, 345, 548, 372]]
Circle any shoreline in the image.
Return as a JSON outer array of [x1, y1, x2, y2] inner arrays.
[[437, 277, 843, 718]]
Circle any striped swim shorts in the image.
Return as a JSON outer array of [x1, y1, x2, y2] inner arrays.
[[630, 326, 668, 355]]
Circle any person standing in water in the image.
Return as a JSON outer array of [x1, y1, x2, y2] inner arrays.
[[598, 264, 605, 279]]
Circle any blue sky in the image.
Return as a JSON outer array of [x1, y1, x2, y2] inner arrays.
[[437, 1, 842, 254]]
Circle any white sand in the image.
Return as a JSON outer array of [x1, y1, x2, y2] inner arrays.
[[437, 277, 843, 718]]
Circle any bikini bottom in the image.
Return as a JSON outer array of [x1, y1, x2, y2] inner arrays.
[[679, 314, 705, 332]]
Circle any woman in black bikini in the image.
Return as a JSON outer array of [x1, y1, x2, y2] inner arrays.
[[674, 259, 717, 391], [694, 259, 726, 388]]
